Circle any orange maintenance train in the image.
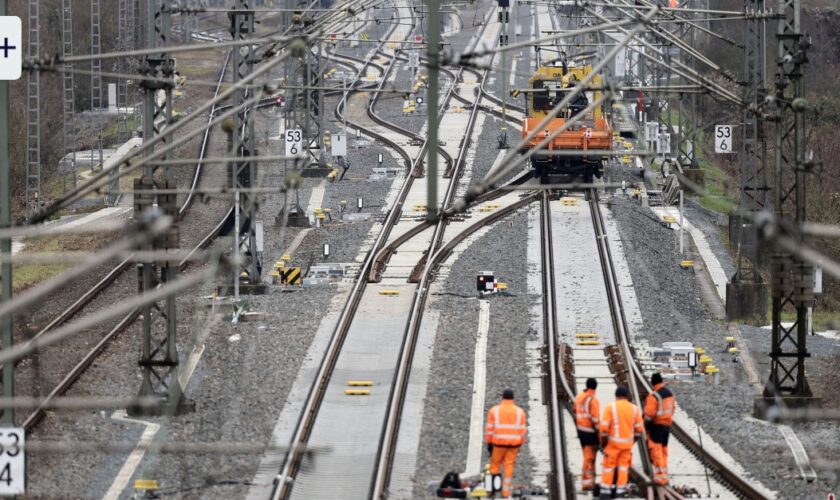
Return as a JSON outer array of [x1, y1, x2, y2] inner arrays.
[[521, 63, 612, 184]]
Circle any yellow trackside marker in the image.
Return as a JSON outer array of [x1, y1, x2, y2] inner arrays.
[[700, 355, 712, 364], [662, 215, 678, 224], [347, 380, 373, 387], [469, 486, 489, 497], [705, 365, 719, 374], [576, 340, 601, 346], [680, 260, 695, 269], [496, 283, 507, 290], [345, 389, 371, 396], [728, 347, 739, 354], [575, 333, 599, 338], [282, 267, 302, 285], [413, 204, 428, 211], [561, 197, 578, 206], [274, 262, 285, 269], [135, 480, 159, 490], [379, 290, 400, 296], [281, 254, 291, 261]]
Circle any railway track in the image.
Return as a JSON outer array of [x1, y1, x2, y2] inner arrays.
[[586, 188, 768, 499], [19, 50, 235, 431], [538, 189, 575, 500], [532, 185, 769, 499], [20, 2, 384, 432], [269, 3, 548, 497]]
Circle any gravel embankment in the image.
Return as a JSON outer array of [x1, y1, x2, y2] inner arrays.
[[414, 208, 537, 497], [606, 187, 840, 497]]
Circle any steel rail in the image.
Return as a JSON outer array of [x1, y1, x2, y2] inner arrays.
[[18, 52, 235, 430], [366, 170, 533, 283], [271, 7, 499, 495], [539, 190, 575, 500], [587, 188, 658, 497], [587, 188, 768, 500], [371, 10, 539, 495], [372, 188, 542, 498], [270, 10, 422, 498]]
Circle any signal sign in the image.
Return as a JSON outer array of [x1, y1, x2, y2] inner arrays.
[[715, 125, 733, 153], [331, 134, 347, 157], [0, 428, 24, 495], [285, 129, 303, 156]]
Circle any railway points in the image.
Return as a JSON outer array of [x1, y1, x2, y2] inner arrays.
[[1, 0, 839, 498]]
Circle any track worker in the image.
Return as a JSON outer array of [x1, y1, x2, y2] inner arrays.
[[598, 386, 643, 498], [644, 373, 676, 486], [485, 389, 527, 498], [574, 378, 601, 491]]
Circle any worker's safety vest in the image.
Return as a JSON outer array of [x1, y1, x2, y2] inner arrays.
[[599, 400, 643, 450], [574, 389, 600, 434], [485, 401, 527, 447], [644, 384, 675, 427]]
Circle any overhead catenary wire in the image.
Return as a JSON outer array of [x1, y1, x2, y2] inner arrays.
[[0, 216, 172, 320], [0, 255, 224, 366], [446, 9, 655, 215]]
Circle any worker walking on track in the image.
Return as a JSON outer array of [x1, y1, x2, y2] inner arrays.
[[644, 373, 676, 486], [574, 378, 601, 491], [598, 386, 643, 499], [485, 389, 527, 498]]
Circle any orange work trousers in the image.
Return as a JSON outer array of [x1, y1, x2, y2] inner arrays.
[[490, 445, 520, 497], [581, 444, 597, 490], [600, 443, 632, 496], [648, 438, 669, 485]]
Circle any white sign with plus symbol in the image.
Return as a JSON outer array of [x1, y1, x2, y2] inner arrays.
[[0, 17, 21, 80]]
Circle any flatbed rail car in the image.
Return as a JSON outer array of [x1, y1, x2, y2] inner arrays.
[[521, 64, 612, 184]]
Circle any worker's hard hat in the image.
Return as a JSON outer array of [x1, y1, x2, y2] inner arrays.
[[502, 389, 514, 400]]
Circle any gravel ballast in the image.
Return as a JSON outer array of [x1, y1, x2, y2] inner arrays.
[[606, 189, 840, 497], [413, 208, 539, 497]]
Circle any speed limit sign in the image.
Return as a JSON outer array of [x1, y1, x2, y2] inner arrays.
[[285, 129, 303, 156], [715, 125, 733, 153]]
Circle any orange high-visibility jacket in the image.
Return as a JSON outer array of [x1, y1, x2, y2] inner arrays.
[[599, 399, 643, 450], [485, 400, 527, 447], [574, 389, 600, 434], [644, 383, 675, 426]]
